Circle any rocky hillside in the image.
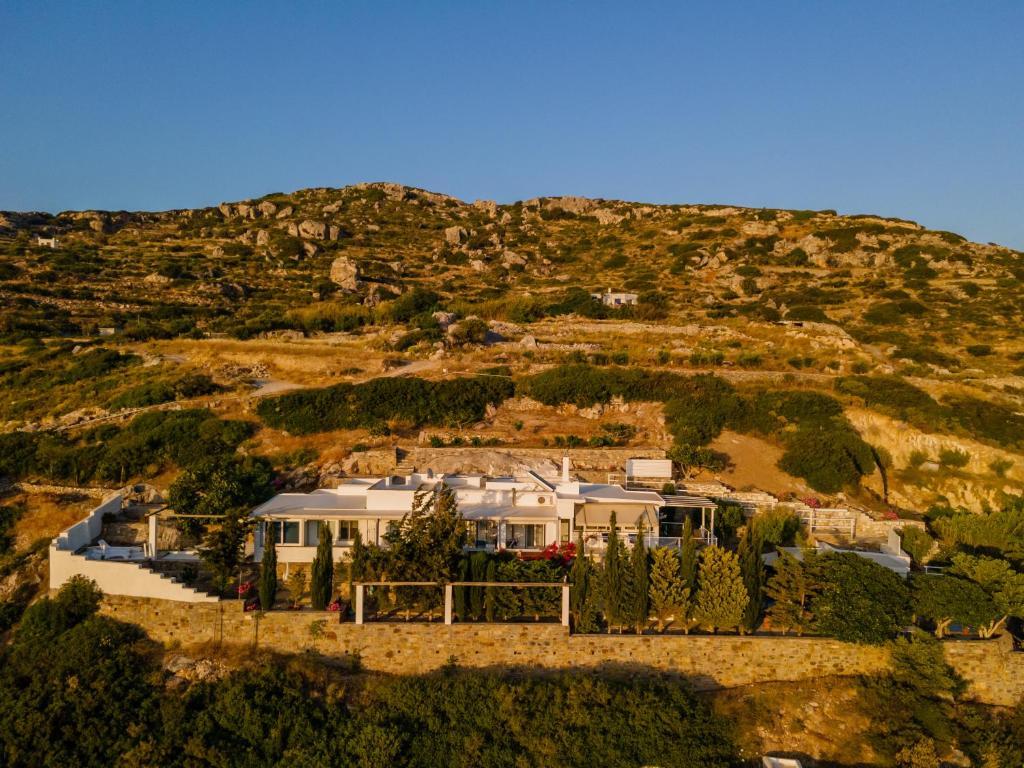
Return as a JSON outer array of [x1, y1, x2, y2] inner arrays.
[[1, 182, 1022, 512]]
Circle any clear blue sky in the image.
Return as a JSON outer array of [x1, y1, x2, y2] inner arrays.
[[2, 2, 1022, 248]]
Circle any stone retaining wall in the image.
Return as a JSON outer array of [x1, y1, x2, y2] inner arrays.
[[100, 596, 1024, 705]]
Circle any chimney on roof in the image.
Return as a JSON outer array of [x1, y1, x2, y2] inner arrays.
[[562, 455, 570, 483]]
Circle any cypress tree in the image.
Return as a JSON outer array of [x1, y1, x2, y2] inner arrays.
[[679, 515, 697, 632], [348, 528, 367, 604], [310, 521, 333, 610], [649, 547, 688, 632], [765, 550, 814, 635], [694, 545, 749, 633], [258, 525, 277, 611], [603, 511, 625, 632], [484, 558, 497, 622], [738, 524, 765, 634], [569, 534, 599, 632], [629, 522, 650, 633], [454, 555, 469, 621], [469, 552, 487, 619]]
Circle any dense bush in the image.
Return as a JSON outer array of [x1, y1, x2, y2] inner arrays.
[[258, 375, 514, 434], [810, 552, 911, 644], [519, 364, 686, 408], [108, 373, 221, 410], [0, 410, 255, 486], [778, 423, 876, 493]]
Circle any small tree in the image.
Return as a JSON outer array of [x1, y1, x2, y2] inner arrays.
[[484, 558, 497, 622], [628, 522, 650, 633], [602, 511, 626, 632], [569, 534, 600, 632], [912, 573, 998, 637], [258, 527, 278, 611], [949, 553, 1024, 638], [454, 555, 469, 621], [738, 525, 764, 634], [310, 521, 333, 610], [900, 527, 935, 565], [469, 551, 488, 619], [679, 516, 698, 633], [648, 547, 689, 632], [811, 552, 911, 644], [287, 568, 307, 608], [764, 551, 815, 635], [347, 528, 368, 600], [693, 545, 748, 633], [198, 508, 254, 596]]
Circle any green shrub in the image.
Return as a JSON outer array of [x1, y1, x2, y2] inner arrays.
[[899, 527, 934, 564], [938, 448, 970, 469], [778, 423, 875, 493], [257, 375, 514, 435]]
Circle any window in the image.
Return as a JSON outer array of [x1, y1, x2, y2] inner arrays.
[[305, 520, 320, 546], [269, 521, 300, 545], [474, 520, 498, 548], [335, 520, 358, 544], [559, 519, 570, 543], [506, 523, 545, 549]]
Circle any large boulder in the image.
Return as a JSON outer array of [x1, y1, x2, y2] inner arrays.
[[299, 219, 327, 239], [501, 249, 527, 268], [444, 225, 467, 245], [329, 256, 360, 290], [258, 200, 277, 216]]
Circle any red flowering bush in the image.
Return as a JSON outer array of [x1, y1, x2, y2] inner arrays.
[[541, 541, 576, 566]]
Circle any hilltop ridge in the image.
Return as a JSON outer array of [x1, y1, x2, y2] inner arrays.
[[1, 181, 1023, 513]]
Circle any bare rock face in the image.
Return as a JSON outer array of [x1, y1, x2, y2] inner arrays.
[[258, 201, 277, 216], [218, 203, 233, 218], [256, 229, 270, 246], [545, 196, 596, 215], [275, 206, 293, 219], [299, 219, 327, 239], [592, 208, 624, 225], [143, 272, 172, 285], [302, 241, 319, 258], [470, 259, 487, 272], [473, 199, 498, 217], [444, 225, 467, 245], [328, 225, 342, 241], [329, 255, 360, 290]]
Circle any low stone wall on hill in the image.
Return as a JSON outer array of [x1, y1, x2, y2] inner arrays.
[[100, 596, 1024, 706]]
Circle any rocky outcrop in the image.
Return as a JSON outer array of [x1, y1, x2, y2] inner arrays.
[[298, 220, 327, 240], [444, 225, 467, 245], [329, 256, 360, 290]]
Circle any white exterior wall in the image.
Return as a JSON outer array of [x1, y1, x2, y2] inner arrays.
[[49, 545, 218, 602], [54, 492, 122, 553]]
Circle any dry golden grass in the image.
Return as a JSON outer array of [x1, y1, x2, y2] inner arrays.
[[12, 492, 97, 549]]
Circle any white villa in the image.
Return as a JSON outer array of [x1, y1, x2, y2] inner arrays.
[[590, 289, 639, 307], [251, 459, 666, 564]]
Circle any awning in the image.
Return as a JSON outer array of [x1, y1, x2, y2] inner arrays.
[[575, 504, 658, 530], [461, 505, 555, 523]]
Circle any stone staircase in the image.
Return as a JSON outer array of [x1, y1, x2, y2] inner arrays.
[[142, 559, 221, 601]]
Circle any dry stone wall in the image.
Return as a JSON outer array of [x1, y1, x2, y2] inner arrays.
[[100, 596, 1024, 705]]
